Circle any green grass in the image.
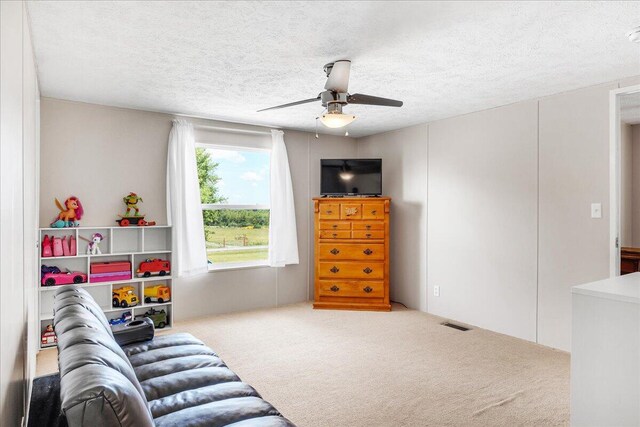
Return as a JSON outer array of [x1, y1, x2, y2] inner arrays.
[[205, 226, 269, 264], [204, 226, 268, 248], [207, 247, 268, 264]]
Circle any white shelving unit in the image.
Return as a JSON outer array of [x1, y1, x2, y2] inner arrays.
[[38, 225, 173, 350]]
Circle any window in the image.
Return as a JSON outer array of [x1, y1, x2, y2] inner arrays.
[[196, 145, 270, 269]]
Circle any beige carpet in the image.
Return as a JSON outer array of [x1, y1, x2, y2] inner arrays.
[[37, 303, 570, 426]]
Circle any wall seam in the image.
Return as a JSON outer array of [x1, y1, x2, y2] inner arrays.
[[425, 123, 430, 313], [536, 100, 540, 344]]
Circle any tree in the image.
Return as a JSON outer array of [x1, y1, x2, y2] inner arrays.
[[196, 148, 228, 227], [196, 147, 227, 204]]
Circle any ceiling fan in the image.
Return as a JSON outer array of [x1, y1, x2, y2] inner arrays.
[[258, 60, 403, 129]]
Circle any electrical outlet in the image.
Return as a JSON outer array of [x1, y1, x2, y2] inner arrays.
[[434, 285, 440, 297]]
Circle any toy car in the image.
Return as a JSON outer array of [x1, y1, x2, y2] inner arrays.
[[136, 308, 169, 329], [137, 258, 170, 278], [144, 285, 171, 303], [41, 266, 87, 287], [112, 286, 139, 308], [41, 324, 57, 346], [108, 311, 132, 326]]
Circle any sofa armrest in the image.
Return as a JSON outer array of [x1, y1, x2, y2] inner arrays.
[[112, 318, 154, 347]]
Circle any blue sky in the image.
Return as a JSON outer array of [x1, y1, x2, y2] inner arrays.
[[207, 148, 270, 206]]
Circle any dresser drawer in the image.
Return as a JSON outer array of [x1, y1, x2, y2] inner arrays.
[[318, 243, 384, 260], [352, 222, 384, 230], [319, 221, 351, 230], [319, 230, 351, 239], [318, 262, 385, 279], [362, 203, 385, 220], [318, 280, 384, 298], [352, 230, 385, 240], [319, 203, 340, 220], [341, 203, 362, 220]]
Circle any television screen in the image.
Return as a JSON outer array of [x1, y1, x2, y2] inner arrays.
[[321, 159, 382, 196]]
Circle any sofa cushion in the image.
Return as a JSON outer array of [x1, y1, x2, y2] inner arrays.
[[61, 364, 154, 427], [148, 381, 259, 418], [122, 333, 210, 357], [134, 354, 227, 382], [153, 396, 287, 427], [142, 366, 241, 401]]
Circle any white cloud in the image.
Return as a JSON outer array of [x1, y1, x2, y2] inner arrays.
[[208, 149, 245, 163], [240, 171, 263, 182]]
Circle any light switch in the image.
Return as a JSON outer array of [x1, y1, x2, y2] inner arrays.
[[591, 203, 602, 219]]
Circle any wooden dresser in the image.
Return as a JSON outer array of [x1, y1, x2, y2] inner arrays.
[[313, 197, 391, 311]]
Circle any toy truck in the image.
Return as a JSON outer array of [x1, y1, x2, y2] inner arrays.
[[136, 308, 169, 329], [112, 286, 139, 308], [144, 285, 171, 303], [136, 258, 170, 278]]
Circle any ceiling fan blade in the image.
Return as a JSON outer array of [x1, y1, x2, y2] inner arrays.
[[347, 93, 403, 107], [258, 96, 320, 112], [324, 60, 351, 93]]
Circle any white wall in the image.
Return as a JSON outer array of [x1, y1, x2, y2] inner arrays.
[[0, 2, 40, 425], [356, 125, 428, 311], [428, 102, 539, 341], [39, 98, 356, 319], [537, 82, 614, 350], [356, 77, 639, 351]]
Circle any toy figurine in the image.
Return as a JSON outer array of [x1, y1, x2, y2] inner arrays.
[[81, 232, 105, 255], [41, 324, 57, 346], [123, 192, 143, 217], [51, 196, 83, 228], [117, 192, 156, 226]]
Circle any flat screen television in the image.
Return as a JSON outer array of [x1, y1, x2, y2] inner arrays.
[[321, 159, 382, 196]]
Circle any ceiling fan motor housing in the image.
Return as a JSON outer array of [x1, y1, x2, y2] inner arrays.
[[321, 91, 348, 107]]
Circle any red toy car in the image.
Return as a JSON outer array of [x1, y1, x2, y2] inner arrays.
[[41, 269, 88, 286], [136, 258, 170, 278]]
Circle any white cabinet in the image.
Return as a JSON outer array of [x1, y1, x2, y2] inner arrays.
[[571, 273, 640, 426]]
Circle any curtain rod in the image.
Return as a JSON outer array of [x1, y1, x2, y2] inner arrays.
[[194, 123, 275, 136]]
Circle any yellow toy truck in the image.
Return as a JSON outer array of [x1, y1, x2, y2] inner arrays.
[[112, 286, 139, 308], [144, 285, 171, 304]]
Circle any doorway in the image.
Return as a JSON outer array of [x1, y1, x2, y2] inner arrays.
[[610, 84, 640, 276]]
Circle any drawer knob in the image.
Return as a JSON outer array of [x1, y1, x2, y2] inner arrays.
[[330, 285, 340, 292], [330, 266, 340, 273], [371, 210, 377, 215], [365, 233, 372, 238], [332, 233, 338, 238], [363, 248, 373, 255], [332, 224, 338, 229], [365, 225, 371, 230], [326, 210, 333, 214], [363, 267, 373, 274], [330, 248, 340, 255], [363, 286, 373, 293]]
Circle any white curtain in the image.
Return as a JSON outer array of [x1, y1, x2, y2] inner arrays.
[[167, 119, 208, 276], [268, 130, 299, 267]]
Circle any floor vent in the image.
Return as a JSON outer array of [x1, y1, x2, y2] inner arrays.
[[441, 321, 470, 331]]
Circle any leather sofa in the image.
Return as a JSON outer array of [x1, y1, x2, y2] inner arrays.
[[53, 286, 295, 427]]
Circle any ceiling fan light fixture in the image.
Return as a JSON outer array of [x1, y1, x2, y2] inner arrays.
[[320, 111, 357, 128]]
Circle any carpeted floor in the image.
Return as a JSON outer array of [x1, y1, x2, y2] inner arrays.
[[36, 303, 570, 426]]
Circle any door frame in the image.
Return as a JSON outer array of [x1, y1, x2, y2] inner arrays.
[[609, 83, 640, 277]]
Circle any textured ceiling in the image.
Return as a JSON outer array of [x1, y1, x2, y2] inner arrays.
[[27, 1, 640, 137]]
